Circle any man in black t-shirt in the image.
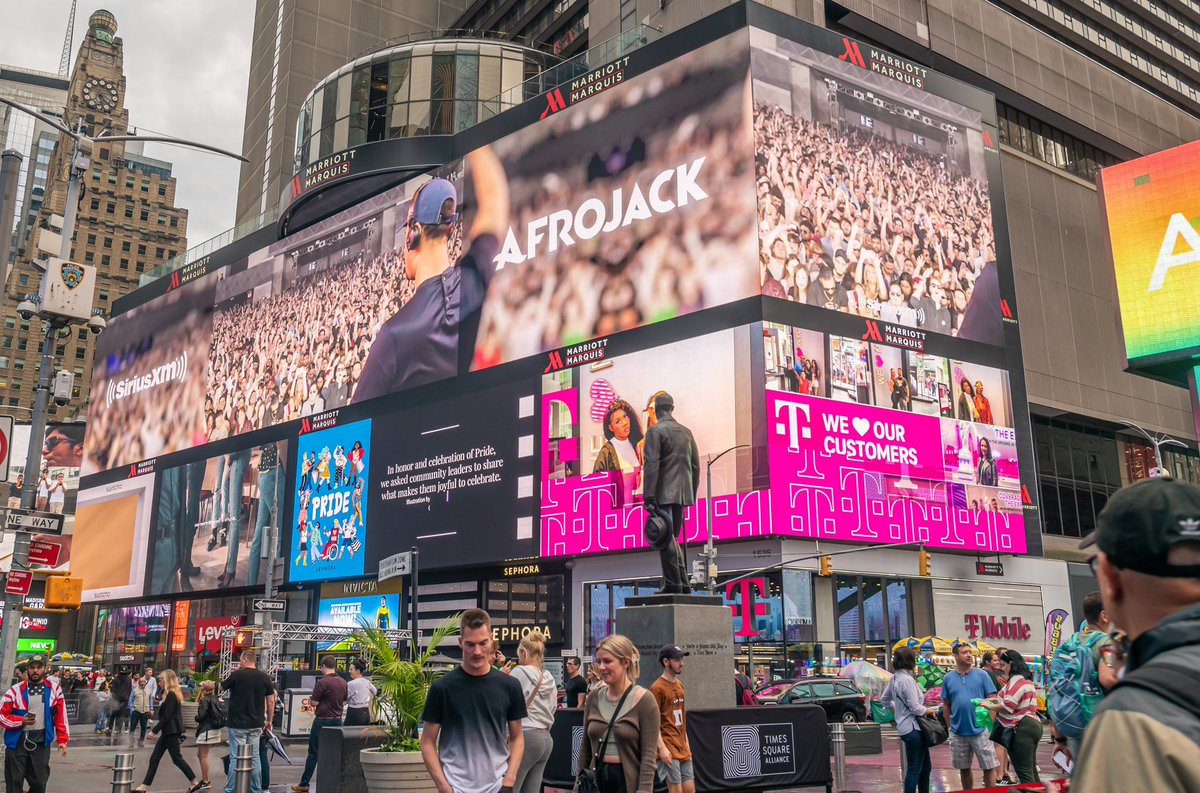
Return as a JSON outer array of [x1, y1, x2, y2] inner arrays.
[[564, 656, 587, 708], [421, 608, 525, 793], [221, 650, 275, 793], [354, 146, 510, 403]]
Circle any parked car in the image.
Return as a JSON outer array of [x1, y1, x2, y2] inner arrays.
[[758, 677, 868, 723]]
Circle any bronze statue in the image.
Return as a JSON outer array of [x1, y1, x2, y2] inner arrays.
[[642, 392, 700, 593]]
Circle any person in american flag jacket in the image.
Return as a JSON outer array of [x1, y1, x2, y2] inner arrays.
[[0, 655, 69, 793]]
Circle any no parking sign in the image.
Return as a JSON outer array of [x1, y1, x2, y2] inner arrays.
[[0, 415, 11, 482]]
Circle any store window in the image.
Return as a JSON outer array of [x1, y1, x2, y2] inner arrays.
[[483, 574, 565, 647], [834, 575, 919, 664], [93, 602, 172, 670]]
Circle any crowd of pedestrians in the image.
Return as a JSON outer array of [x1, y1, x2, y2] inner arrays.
[[878, 476, 1200, 791]]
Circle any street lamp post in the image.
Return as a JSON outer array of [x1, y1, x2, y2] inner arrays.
[[700, 444, 750, 594], [1119, 420, 1185, 477], [0, 97, 246, 690]]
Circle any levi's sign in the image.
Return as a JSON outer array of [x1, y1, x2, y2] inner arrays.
[[5, 508, 65, 535]]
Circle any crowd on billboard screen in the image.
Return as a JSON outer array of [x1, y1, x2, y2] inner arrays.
[[752, 38, 1003, 346]]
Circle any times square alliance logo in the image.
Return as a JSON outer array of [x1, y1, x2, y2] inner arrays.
[[721, 724, 795, 779]]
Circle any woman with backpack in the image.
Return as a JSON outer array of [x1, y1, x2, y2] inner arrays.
[[194, 680, 226, 789]]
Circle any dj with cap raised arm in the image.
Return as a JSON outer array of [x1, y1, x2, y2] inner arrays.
[[354, 145, 509, 401]]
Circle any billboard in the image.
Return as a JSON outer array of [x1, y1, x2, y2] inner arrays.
[[1098, 140, 1200, 368], [74, 474, 156, 602], [83, 31, 758, 476], [147, 439, 288, 595], [78, 10, 1039, 587], [316, 593, 402, 649], [752, 30, 1006, 347]]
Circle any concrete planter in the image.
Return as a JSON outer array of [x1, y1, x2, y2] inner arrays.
[[179, 701, 199, 731], [360, 748, 438, 793]]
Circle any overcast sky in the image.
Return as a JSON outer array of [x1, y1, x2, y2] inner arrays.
[[0, 1, 254, 249]]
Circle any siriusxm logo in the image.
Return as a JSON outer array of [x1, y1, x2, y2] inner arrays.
[[106, 352, 187, 405]]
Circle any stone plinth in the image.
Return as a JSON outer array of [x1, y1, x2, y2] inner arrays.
[[615, 594, 734, 710]]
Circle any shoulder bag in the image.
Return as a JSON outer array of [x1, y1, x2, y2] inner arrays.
[[917, 714, 947, 746], [576, 685, 634, 793]]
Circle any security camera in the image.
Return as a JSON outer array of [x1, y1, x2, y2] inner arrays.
[[53, 370, 74, 408], [87, 314, 107, 335], [16, 300, 37, 321]]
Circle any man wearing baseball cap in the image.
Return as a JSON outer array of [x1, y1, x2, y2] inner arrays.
[[0, 655, 69, 793], [652, 645, 694, 793], [1072, 476, 1200, 792], [354, 145, 509, 402]]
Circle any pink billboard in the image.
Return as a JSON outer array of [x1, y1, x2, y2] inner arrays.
[[766, 391, 1026, 553]]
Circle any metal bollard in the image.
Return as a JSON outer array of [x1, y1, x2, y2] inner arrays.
[[111, 750, 135, 793], [829, 721, 847, 792], [234, 740, 255, 793]]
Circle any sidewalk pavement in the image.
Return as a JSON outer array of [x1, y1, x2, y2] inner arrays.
[[29, 731, 309, 792], [838, 725, 1069, 792]]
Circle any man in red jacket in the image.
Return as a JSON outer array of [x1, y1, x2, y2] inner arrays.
[[0, 655, 69, 793]]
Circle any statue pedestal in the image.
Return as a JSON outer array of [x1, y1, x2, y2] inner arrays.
[[615, 594, 734, 710]]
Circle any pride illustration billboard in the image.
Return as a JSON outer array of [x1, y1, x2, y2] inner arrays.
[[1098, 140, 1200, 366], [290, 419, 371, 583]]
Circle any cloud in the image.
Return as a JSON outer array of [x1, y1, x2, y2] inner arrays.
[[0, 1, 253, 248]]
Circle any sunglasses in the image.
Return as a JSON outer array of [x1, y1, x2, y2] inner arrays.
[[44, 436, 72, 450]]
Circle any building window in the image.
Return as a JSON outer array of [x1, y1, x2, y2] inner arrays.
[[0, 357, 7, 369], [121, 241, 130, 252], [137, 244, 146, 255], [1034, 416, 1125, 537], [996, 103, 1122, 181], [105, 203, 115, 214], [86, 234, 96, 245], [1, 338, 9, 349], [140, 210, 148, 221], [16, 339, 26, 351], [89, 199, 99, 211], [156, 248, 164, 258], [84, 251, 94, 263], [2, 319, 12, 330], [170, 216, 178, 228], [119, 258, 129, 270], [17, 275, 28, 288], [75, 348, 85, 360], [103, 237, 112, 248], [124, 206, 133, 219], [834, 575, 927, 662], [157, 185, 166, 196]]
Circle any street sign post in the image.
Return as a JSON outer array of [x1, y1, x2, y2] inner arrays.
[[5, 571, 32, 596], [27, 540, 62, 567], [378, 551, 413, 581], [4, 508, 64, 536], [0, 415, 12, 482], [253, 599, 286, 613]]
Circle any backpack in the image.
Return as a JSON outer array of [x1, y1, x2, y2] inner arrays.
[[200, 696, 227, 730], [1048, 629, 1106, 738], [1115, 663, 1200, 721], [735, 674, 759, 706]]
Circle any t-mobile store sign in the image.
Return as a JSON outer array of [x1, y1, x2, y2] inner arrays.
[[964, 614, 1032, 642]]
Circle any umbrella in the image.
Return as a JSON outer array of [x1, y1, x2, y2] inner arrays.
[[963, 639, 996, 655], [266, 731, 293, 764], [839, 660, 893, 701]]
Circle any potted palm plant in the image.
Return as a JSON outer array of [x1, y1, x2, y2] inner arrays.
[[180, 665, 221, 726], [354, 615, 460, 793]]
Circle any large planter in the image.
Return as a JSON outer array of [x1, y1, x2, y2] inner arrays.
[[360, 748, 438, 793], [179, 701, 199, 730]]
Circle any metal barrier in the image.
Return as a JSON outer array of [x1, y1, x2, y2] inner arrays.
[[234, 740, 255, 793], [110, 750, 134, 793], [829, 721, 847, 792]]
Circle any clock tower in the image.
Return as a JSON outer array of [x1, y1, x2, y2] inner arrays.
[[1, 8, 188, 417]]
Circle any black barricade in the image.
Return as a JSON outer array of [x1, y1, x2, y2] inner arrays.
[[544, 705, 831, 792]]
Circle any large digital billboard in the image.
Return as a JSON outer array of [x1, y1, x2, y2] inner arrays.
[[77, 8, 1040, 592], [752, 30, 1006, 348], [83, 32, 758, 476], [1098, 140, 1200, 368]]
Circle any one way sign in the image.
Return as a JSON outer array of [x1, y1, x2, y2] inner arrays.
[[253, 599, 286, 612], [5, 508, 64, 536]]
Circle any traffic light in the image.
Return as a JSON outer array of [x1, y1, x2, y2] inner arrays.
[[819, 555, 833, 576], [234, 629, 255, 650], [918, 549, 932, 577], [43, 575, 82, 609]]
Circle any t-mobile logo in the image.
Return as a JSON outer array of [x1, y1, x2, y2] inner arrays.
[[773, 400, 811, 453]]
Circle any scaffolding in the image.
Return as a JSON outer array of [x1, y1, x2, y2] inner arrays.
[[219, 623, 412, 679]]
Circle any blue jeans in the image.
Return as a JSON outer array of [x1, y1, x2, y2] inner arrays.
[[223, 450, 252, 576], [95, 703, 109, 732], [225, 727, 263, 793], [900, 729, 931, 793], [247, 467, 278, 587]]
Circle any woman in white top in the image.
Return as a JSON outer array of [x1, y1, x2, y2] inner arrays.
[[344, 658, 377, 726], [508, 629, 556, 793]]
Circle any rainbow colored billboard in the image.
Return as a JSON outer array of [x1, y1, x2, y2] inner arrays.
[[1098, 141, 1200, 370]]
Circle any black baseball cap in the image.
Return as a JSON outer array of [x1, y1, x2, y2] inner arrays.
[[26, 655, 45, 667], [658, 644, 689, 662], [1081, 477, 1200, 577]]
